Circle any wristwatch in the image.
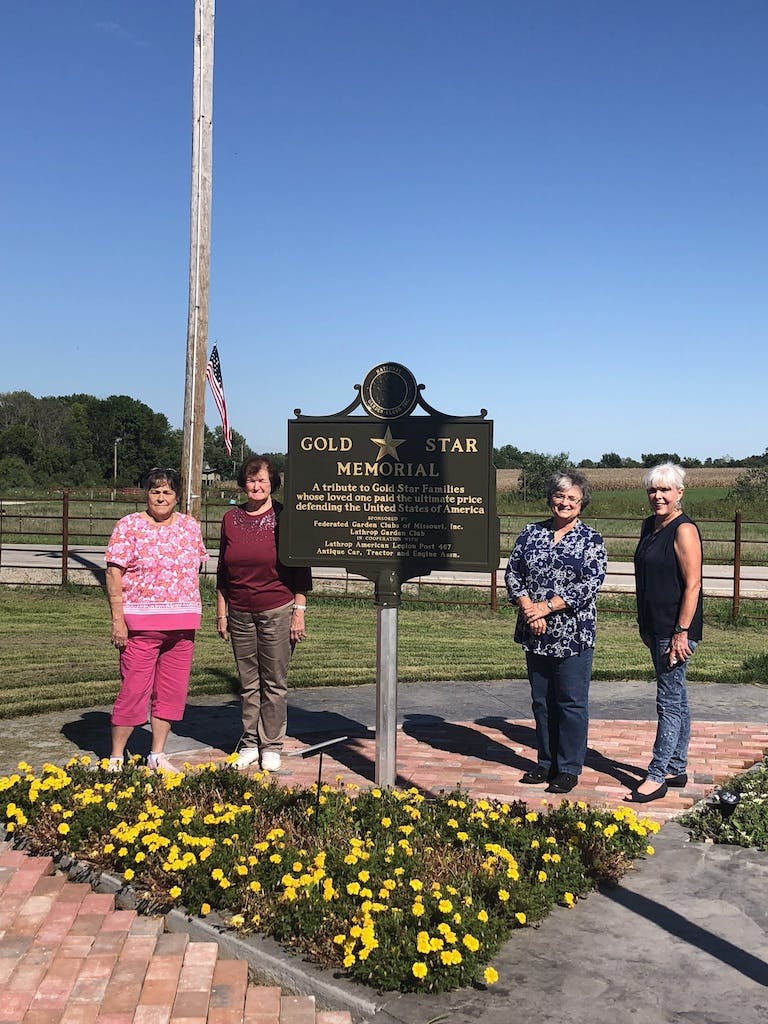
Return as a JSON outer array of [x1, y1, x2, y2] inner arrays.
[[673, 624, 688, 634], [546, 600, 554, 612]]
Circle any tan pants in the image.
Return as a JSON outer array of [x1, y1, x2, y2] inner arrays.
[[227, 601, 293, 752]]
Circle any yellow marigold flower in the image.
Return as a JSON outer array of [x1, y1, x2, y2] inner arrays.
[[515, 912, 526, 925], [530, 839, 540, 849], [409, 879, 423, 891], [430, 937, 444, 951], [219, 878, 232, 889], [484, 966, 499, 985], [411, 962, 428, 979], [333, 934, 345, 945], [462, 934, 480, 952], [57, 823, 70, 835], [416, 931, 431, 954], [269, 854, 282, 864], [525, 811, 538, 822], [576, 821, 587, 831], [343, 954, 355, 967], [438, 899, 453, 913], [134, 852, 146, 863], [123, 868, 135, 881], [371, 789, 382, 799], [646, 845, 655, 856], [169, 886, 182, 899], [200, 903, 211, 915], [211, 868, 224, 881], [380, 817, 392, 828], [456, 831, 469, 842], [563, 892, 575, 907], [538, 871, 547, 883], [229, 914, 245, 928], [411, 903, 424, 917], [497, 889, 510, 902], [477, 909, 489, 923], [347, 881, 361, 895], [249, 880, 262, 893]]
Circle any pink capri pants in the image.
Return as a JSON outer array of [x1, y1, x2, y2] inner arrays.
[[111, 630, 195, 726]]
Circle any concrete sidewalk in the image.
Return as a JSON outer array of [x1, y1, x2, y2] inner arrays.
[[1, 679, 767, 1022]]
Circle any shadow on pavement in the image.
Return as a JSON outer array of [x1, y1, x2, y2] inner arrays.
[[604, 884, 768, 987]]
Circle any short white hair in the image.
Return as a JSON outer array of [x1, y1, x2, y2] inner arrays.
[[643, 462, 686, 490]]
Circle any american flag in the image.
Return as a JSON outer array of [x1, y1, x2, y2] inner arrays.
[[205, 345, 232, 456]]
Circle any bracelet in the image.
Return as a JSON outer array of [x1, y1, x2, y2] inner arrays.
[[217, 615, 227, 621], [292, 605, 306, 612]]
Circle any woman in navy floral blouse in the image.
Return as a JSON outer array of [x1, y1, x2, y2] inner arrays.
[[505, 471, 607, 794]]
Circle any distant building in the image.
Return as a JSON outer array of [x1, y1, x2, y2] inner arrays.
[[201, 464, 221, 486]]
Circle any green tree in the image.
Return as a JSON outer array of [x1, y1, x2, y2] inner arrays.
[[518, 452, 573, 502], [598, 452, 623, 468], [641, 452, 681, 467], [0, 455, 35, 489], [493, 444, 525, 468], [731, 452, 768, 509]]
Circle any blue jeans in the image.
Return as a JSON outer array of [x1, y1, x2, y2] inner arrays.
[[646, 637, 698, 783], [525, 649, 593, 776]]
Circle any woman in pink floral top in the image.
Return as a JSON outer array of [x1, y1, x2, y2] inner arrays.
[[105, 468, 208, 772]]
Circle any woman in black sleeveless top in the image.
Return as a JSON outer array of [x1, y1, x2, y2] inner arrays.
[[626, 463, 703, 803]]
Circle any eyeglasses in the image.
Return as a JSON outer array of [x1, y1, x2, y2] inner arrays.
[[552, 493, 582, 505]]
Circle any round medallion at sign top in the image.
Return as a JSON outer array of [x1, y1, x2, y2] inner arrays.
[[360, 363, 419, 419]]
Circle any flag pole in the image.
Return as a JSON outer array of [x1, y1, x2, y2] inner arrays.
[[181, 0, 215, 518]]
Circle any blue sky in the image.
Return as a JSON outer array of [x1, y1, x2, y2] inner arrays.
[[3, 1, 766, 463]]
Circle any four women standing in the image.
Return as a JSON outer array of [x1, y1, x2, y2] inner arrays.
[[106, 458, 702, 798]]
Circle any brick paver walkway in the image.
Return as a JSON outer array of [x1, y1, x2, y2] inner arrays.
[[0, 846, 352, 1024], [182, 717, 768, 825]]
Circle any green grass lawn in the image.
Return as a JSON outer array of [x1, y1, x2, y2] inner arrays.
[[0, 585, 766, 719]]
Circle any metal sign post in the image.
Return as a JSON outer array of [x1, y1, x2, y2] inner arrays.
[[281, 363, 499, 788]]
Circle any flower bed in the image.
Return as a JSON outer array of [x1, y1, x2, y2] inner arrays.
[[679, 756, 768, 850], [1, 756, 659, 993]]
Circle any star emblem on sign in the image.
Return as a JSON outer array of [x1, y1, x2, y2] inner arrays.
[[370, 426, 406, 462]]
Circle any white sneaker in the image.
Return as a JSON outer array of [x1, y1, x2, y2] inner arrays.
[[106, 756, 124, 774], [260, 750, 281, 773], [147, 751, 178, 774], [234, 746, 261, 771]]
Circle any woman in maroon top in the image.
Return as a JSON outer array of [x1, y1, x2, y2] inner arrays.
[[216, 455, 311, 772]]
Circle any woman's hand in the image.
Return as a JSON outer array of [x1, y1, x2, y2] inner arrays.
[[111, 618, 128, 650], [522, 601, 548, 624], [529, 617, 547, 636], [290, 606, 307, 642], [667, 631, 692, 667]]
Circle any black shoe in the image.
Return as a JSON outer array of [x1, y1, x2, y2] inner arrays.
[[624, 781, 668, 804], [520, 767, 550, 785], [546, 772, 578, 794], [666, 772, 688, 788]]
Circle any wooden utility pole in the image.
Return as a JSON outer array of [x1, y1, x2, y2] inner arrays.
[[181, 0, 215, 518]]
